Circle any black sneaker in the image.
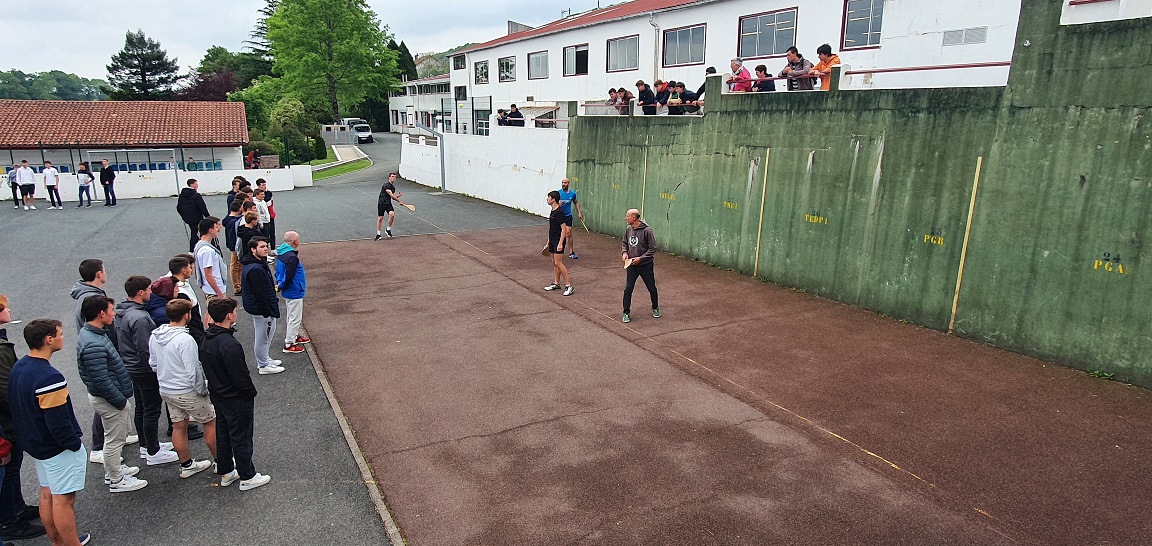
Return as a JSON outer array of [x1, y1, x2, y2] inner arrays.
[[386, 230, 393, 238], [1, 520, 46, 540], [374, 234, 382, 241], [187, 424, 204, 441]]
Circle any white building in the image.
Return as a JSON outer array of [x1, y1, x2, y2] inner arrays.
[[447, 0, 1026, 133], [387, 74, 453, 133]]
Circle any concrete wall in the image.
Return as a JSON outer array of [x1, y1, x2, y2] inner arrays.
[[566, 0, 1152, 385], [3, 146, 244, 172], [3, 166, 313, 203], [400, 123, 568, 217]]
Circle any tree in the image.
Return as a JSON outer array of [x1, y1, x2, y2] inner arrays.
[[104, 30, 182, 100], [245, 0, 280, 59], [174, 68, 239, 101], [0, 70, 107, 100], [267, 0, 398, 122], [388, 40, 418, 81]]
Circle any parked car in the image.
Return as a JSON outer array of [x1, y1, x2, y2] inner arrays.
[[340, 117, 368, 126], [353, 124, 374, 143]]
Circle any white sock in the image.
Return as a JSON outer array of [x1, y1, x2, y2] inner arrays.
[[376, 230, 381, 235]]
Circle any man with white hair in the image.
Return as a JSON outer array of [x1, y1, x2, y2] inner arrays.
[[275, 231, 309, 354], [727, 58, 752, 92]]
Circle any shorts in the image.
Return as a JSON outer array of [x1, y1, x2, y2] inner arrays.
[[549, 239, 565, 254], [377, 202, 394, 216], [162, 391, 216, 424], [19, 184, 35, 197], [32, 447, 87, 495], [562, 215, 574, 227]]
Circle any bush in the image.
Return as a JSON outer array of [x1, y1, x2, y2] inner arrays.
[[311, 136, 328, 160], [249, 128, 265, 142], [281, 129, 314, 164], [245, 140, 280, 156]]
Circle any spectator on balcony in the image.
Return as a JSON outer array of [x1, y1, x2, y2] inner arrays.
[[696, 66, 717, 99], [496, 109, 508, 126], [616, 87, 634, 115], [506, 105, 525, 127], [726, 58, 753, 93], [653, 80, 670, 108], [811, 44, 842, 91], [751, 65, 776, 92], [668, 82, 699, 115], [779, 47, 815, 91], [636, 81, 658, 115]]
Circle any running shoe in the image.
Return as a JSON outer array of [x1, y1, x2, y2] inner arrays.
[[652, 308, 661, 318], [563, 285, 574, 296], [569, 252, 579, 259], [374, 234, 382, 241], [622, 313, 631, 323], [544, 284, 561, 291]]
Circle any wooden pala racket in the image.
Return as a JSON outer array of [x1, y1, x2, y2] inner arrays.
[[541, 246, 550, 256], [623, 258, 634, 270], [403, 203, 416, 212], [580, 218, 589, 233]]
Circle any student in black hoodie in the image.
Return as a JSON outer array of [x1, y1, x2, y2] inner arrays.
[[636, 80, 658, 115], [176, 178, 210, 252], [201, 298, 270, 490], [236, 212, 263, 262], [242, 237, 283, 375]]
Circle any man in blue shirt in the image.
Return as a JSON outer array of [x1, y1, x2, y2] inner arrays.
[[556, 178, 583, 259]]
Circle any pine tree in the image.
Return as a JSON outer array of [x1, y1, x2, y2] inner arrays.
[[397, 41, 419, 81], [104, 30, 182, 100], [245, 0, 280, 58]]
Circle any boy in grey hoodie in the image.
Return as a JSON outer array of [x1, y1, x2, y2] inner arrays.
[[148, 299, 216, 479], [620, 208, 661, 323]]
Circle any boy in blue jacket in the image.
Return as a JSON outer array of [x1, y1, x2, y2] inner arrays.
[[275, 231, 309, 354]]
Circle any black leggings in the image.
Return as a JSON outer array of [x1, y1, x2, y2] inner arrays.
[[623, 261, 659, 313], [46, 186, 62, 207], [8, 183, 17, 205]]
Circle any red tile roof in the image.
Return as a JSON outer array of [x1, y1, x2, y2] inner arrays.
[[0, 100, 249, 148], [464, 0, 705, 53]]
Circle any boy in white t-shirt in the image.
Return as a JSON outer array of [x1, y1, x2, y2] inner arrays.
[[42, 161, 62, 209], [193, 217, 227, 298]]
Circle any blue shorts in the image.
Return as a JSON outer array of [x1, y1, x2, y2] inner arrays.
[[562, 214, 573, 227], [32, 447, 87, 495]]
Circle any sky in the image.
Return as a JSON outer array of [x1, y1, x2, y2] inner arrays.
[[0, 0, 588, 79]]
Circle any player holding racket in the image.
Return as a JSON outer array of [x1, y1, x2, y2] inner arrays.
[[375, 173, 409, 240], [544, 191, 574, 296], [621, 208, 659, 323]]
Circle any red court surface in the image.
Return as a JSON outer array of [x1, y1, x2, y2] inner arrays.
[[304, 227, 1152, 545]]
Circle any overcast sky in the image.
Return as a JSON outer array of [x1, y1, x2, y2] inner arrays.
[[0, 0, 590, 79]]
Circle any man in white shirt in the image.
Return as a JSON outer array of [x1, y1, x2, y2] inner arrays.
[[42, 161, 62, 209], [13, 160, 36, 210], [193, 217, 227, 298]]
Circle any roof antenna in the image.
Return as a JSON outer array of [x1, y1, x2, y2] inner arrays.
[[561, 8, 572, 17]]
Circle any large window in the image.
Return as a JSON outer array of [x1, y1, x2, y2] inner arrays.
[[564, 44, 588, 76], [499, 56, 516, 82], [454, 86, 467, 100], [663, 24, 706, 67], [474, 61, 489, 84], [607, 35, 639, 72], [843, 0, 884, 49], [528, 51, 549, 79], [738, 9, 797, 58], [452, 55, 465, 70]]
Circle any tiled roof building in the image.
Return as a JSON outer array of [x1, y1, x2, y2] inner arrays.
[[0, 100, 248, 148]]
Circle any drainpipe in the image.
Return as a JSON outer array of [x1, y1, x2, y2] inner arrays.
[[649, 14, 660, 83]]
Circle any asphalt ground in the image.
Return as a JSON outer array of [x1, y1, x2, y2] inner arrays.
[[302, 202, 1152, 541], [0, 133, 497, 546]]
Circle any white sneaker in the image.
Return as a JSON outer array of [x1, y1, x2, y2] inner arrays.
[[22, 205, 28, 211], [108, 475, 148, 493], [125, 434, 139, 444], [258, 365, 285, 375], [220, 470, 240, 487], [563, 285, 574, 296], [178, 459, 212, 478], [139, 442, 174, 458], [103, 465, 140, 484], [146, 450, 179, 466], [269, 359, 283, 366], [28, 205, 35, 210], [544, 283, 561, 291], [239, 473, 271, 491], [88, 450, 103, 464]]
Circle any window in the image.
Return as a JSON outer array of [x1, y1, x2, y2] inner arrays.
[[738, 9, 797, 58], [455, 86, 467, 100], [499, 56, 516, 82], [607, 35, 639, 72], [843, 0, 884, 49], [452, 55, 465, 70], [564, 44, 588, 76], [942, 26, 987, 46], [528, 51, 549, 79], [474, 61, 489, 84], [663, 24, 706, 66]]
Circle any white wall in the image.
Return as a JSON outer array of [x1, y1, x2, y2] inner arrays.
[[3, 166, 313, 203], [1061, 0, 1152, 25], [451, 0, 1023, 104], [400, 125, 568, 217], [3, 147, 245, 173]]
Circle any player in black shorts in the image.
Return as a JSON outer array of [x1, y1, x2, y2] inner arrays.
[[375, 173, 409, 240], [544, 191, 573, 296]]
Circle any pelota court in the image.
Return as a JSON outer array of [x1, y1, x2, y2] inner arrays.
[[303, 224, 1152, 545]]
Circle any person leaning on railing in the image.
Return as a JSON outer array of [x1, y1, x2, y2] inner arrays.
[[726, 58, 753, 92], [778, 46, 815, 91], [751, 65, 776, 92], [810, 44, 842, 91]]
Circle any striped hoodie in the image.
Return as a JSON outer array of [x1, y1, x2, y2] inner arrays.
[[8, 356, 83, 460]]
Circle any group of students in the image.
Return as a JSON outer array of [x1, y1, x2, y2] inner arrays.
[[5, 159, 117, 211]]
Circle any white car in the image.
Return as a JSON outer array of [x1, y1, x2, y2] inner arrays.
[[353, 124, 373, 143]]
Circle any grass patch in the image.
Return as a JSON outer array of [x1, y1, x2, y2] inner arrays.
[[313, 158, 371, 180], [308, 147, 337, 166]]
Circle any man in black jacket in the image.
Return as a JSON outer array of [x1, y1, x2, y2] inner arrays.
[[242, 237, 283, 375], [176, 178, 210, 252], [115, 276, 177, 466], [201, 298, 270, 490], [99, 159, 117, 207], [636, 80, 658, 115]]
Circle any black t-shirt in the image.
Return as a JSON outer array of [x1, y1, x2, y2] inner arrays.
[[548, 208, 564, 243], [378, 182, 395, 204]]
